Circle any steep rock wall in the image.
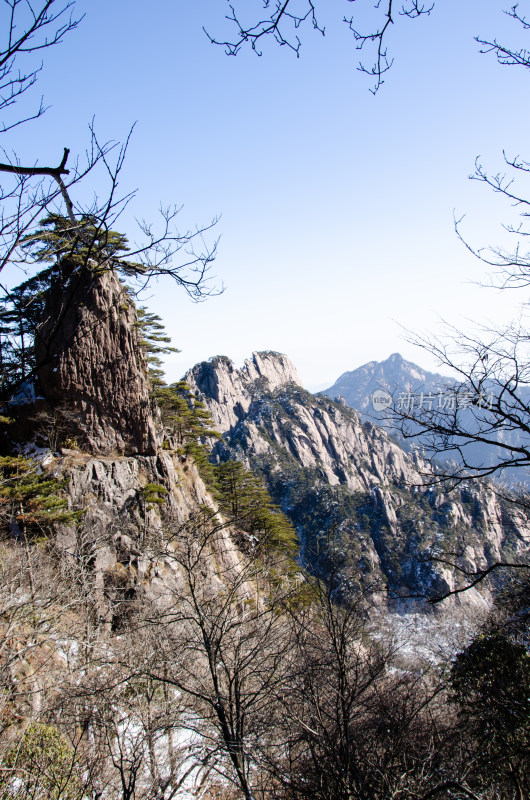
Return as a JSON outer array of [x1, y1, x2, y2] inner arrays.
[[54, 448, 249, 629], [188, 352, 301, 433], [187, 352, 530, 605], [30, 264, 252, 627], [35, 265, 158, 456]]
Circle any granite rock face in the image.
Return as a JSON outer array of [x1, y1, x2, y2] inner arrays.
[[21, 269, 253, 630], [35, 265, 158, 456], [187, 351, 301, 434], [187, 351, 530, 605], [187, 353, 418, 491], [53, 449, 247, 631]]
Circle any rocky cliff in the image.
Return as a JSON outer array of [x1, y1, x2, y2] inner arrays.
[[187, 353, 530, 605], [189, 351, 301, 433], [35, 264, 158, 456], [0, 272, 269, 798], [28, 266, 250, 629], [51, 446, 248, 632], [323, 352, 530, 487]]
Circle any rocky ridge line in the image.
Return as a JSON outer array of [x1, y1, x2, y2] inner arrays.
[[187, 351, 301, 434], [186, 352, 530, 605]]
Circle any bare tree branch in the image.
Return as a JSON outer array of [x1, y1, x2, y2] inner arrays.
[[0, 1, 82, 131], [205, 0, 433, 93], [476, 3, 530, 70]]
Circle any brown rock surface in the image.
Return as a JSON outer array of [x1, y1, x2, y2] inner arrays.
[[35, 264, 158, 455]]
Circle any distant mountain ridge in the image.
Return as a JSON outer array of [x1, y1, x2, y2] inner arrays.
[[322, 352, 457, 423], [186, 352, 530, 606], [322, 352, 530, 486]]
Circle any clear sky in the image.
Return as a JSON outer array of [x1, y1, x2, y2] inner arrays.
[[5, 0, 530, 390]]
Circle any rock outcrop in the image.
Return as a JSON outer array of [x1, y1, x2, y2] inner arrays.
[[187, 352, 530, 605], [29, 265, 256, 628], [188, 352, 301, 434], [53, 448, 245, 629], [187, 354, 419, 492], [35, 265, 158, 456]]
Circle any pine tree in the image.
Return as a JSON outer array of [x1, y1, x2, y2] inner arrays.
[[0, 455, 78, 534], [158, 380, 221, 485], [135, 304, 298, 561], [136, 306, 179, 395], [0, 215, 149, 397], [0, 270, 53, 393], [450, 631, 530, 795], [20, 212, 138, 270], [1, 722, 85, 799], [214, 460, 298, 558], [134, 307, 220, 481]]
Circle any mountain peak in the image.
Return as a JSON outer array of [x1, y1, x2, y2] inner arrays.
[[324, 353, 452, 408], [186, 350, 529, 605], [246, 351, 301, 391], [186, 351, 301, 434]]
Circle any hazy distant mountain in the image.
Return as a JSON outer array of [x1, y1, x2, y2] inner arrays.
[[322, 353, 457, 424], [323, 353, 530, 486]]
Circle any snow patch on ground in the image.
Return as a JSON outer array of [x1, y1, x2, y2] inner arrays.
[[370, 606, 486, 666]]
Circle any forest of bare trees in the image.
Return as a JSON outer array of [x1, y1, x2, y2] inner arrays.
[[1, 464, 528, 799]]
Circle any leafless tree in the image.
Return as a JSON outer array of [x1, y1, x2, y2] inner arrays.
[[205, 1, 434, 93], [0, 1, 84, 263], [384, 6, 530, 491], [0, 0, 221, 420], [391, 321, 530, 487], [381, 8, 530, 603], [0, 1, 220, 304], [476, 3, 530, 70], [124, 508, 297, 800], [0, 1, 81, 129], [0, 525, 101, 798], [0, 124, 220, 298], [261, 568, 455, 800]]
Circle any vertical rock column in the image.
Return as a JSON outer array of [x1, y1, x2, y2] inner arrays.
[[35, 264, 158, 456]]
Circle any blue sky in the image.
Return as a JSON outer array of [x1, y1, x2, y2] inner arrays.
[[6, 0, 530, 389]]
